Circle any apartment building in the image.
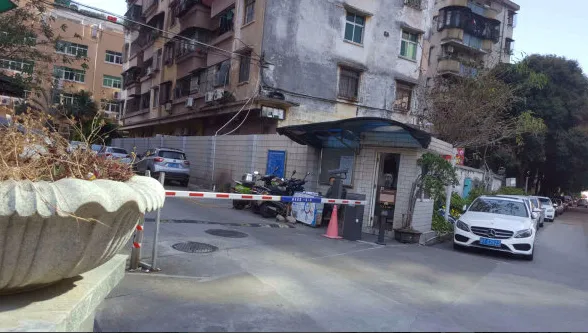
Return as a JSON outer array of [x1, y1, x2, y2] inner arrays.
[[0, 4, 124, 122], [426, 0, 520, 77], [120, 0, 438, 136]]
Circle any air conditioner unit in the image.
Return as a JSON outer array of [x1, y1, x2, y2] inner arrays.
[[113, 91, 121, 99], [0, 96, 10, 106], [91, 24, 101, 38], [204, 91, 215, 103], [213, 88, 225, 100], [185, 97, 195, 108], [165, 102, 172, 113], [146, 66, 153, 76]]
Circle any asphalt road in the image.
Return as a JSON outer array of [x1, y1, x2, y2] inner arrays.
[[95, 190, 588, 332]]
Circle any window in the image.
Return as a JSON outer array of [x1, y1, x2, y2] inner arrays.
[[175, 76, 191, 98], [214, 60, 231, 87], [140, 92, 150, 109], [105, 50, 123, 64], [394, 82, 413, 112], [190, 74, 200, 93], [400, 30, 418, 60], [504, 38, 514, 55], [463, 33, 482, 49], [152, 87, 159, 107], [101, 100, 119, 112], [54, 66, 85, 83], [103, 75, 122, 88], [244, 0, 255, 24], [239, 52, 251, 83], [169, 4, 178, 27], [344, 12, 365, 44], [53, 92, 76, 105], [508, 11, 517, 27], [164, 42, 175, 65], [319, 149, 355, 185], [55, 41, 88, 57], [219, 8, 234, 35], [160, 81, 172, 104], [338, 67, 360, 100], [0, 59, 34, 72]]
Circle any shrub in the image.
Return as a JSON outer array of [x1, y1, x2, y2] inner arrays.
[[431, 212, 454, 235]]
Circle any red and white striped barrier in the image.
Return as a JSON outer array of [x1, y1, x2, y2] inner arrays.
[[164, 191, 366, 206]]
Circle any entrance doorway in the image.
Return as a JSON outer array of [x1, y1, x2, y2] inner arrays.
[[374, 153, 400, 231]]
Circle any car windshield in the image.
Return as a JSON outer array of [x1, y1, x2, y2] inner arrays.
[[110, 148, 128, 154], [539, 198, 551, 206], [158, 151, 186, 160], [469, 198, 528, 218]]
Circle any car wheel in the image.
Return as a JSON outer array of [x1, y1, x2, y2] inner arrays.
[[524, 250, 534, 261]]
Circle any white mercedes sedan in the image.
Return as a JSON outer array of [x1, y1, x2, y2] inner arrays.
[[454, 195, 538, 261]]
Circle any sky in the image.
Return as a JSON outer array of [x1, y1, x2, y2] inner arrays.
[[75, 0, 588, 73]]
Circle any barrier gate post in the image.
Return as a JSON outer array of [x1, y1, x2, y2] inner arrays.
[[129, 170, 150, 270], [150, 172, 165, 271]]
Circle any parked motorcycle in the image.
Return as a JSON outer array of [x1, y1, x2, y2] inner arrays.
[[255, 171, 310, 218], [231, 171, 260, 210]]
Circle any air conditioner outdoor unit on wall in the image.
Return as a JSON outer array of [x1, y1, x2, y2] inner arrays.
[[146, 66, 153, 76], [213, 88, 225, 100], [185, 97, 194, 108], [0, 96, 10, 106], [204, 91, 214, 103]]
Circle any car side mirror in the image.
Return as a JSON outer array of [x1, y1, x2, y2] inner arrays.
[[531, 212, 539, 220]]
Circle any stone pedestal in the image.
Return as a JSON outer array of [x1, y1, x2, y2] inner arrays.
[[0, 254, 127, 332]]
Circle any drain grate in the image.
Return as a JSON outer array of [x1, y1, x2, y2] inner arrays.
[[205, 229, 249, 238], [172, 241, 218, 253]]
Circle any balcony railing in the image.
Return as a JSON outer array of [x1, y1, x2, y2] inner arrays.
[[404, 0, 422, 10]]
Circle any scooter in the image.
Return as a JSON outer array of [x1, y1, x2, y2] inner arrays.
[[256, 171, 310, 218], [231, 171, 259, 210]]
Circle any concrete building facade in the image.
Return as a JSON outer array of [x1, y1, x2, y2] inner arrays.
[[426, 0, 519, 78], [120, 0, 439, 136]]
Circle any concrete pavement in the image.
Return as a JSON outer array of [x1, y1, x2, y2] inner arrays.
[[95, 191, 588, 332]]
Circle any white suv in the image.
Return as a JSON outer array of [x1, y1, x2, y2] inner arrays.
[[454, 195, 538, 261]]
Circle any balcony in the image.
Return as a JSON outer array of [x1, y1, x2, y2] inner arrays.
[[124, 4, 143, 23], [438, 58, 479, 77], [142, 0, 158, 17], [436, 0, 499, 19], [440, 29, 490, 54], [437, 6, 501, 43], [217, 9, 234, 36], [122, 67, 142, 89], [177, 0, 202, 17]]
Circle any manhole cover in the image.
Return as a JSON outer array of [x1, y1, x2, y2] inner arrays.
[[172, 241, 218, 253], [205, 229, 248, 238]]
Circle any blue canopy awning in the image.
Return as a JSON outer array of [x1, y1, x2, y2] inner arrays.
[[276, 117, 432, 150]]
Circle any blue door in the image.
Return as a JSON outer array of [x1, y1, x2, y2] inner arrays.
[[266, 150, 286, 178], [463, 178, 472, 198]]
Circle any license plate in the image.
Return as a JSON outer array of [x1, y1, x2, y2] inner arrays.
[[166, 163, 180, 168], [479, 237, 501, 247]]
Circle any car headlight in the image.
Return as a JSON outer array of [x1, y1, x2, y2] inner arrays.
[[514, 229, 532, 238], [456, 220, 470, 232]]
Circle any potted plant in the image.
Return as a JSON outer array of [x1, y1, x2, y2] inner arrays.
[[395, 153, 458, 244], [0, 110, 165, 295]]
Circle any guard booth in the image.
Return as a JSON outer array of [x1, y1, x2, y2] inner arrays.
[[277, 117, 454, 238]]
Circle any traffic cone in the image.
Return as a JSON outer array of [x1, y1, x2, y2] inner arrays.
[[323, 205, 342, 239]]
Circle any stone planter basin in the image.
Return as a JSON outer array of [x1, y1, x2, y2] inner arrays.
[[0, 176, 165, 295]]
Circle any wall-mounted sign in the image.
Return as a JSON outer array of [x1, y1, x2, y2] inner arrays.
[[261, 106, 285, 120]]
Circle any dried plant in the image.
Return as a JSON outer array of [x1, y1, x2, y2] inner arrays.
[[0, 107, 133, 182]]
